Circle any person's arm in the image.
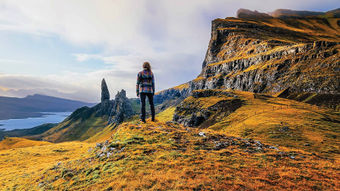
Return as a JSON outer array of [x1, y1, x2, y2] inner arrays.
[[152, 73, 155, 95], [136, 73, 140, 97]]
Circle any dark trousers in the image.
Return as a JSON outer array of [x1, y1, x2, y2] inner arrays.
[[140, 93, 155, 121]]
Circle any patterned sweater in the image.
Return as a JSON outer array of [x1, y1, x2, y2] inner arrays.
[[136, 69, 155, 94]]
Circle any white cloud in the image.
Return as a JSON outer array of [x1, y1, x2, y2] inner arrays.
[[0, 0, 337, 101]]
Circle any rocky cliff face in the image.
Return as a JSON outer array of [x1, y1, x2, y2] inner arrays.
[[158, 14, 340, 110], [108, 90, 134, 125], [195, 17, 340, 94]]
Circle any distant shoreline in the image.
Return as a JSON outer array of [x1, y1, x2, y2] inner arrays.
[[0, 111, 72, 121], [0, 112, 71, 131]]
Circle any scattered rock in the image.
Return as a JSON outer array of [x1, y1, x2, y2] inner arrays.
[[198, 132, 206, 137], [101, 146, 107, 152], [96, 143, 102, 148], [279, 126, 290, 132], [268, 146, 279, 150]]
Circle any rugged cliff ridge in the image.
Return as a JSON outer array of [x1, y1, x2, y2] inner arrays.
[[157, 10, 340, 110]]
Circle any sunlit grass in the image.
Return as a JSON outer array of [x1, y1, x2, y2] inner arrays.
[[0, 140, 94, 190], [0, 137, 51, 150], [18, 119, 339, 190]]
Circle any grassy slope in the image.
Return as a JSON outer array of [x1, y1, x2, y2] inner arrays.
[[178, 90, 339, 157], [0, 94, 339, 190], [84, 107, 177, 144], [31, 114, 108, 143], [32, 113, 339, 190], [0, 137, 51, 150], [0, 140, 93, 190]]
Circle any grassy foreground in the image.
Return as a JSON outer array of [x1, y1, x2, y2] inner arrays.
[[34, 119, 339, 190], [0, 91, 339, 190]]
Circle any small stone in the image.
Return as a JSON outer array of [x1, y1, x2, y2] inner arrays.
[[256, 147, 262, 151], [254, 140, 262, 147], [198, 132, 206, 137], [101, 146, 107, 152], [117, 147, 125, 153], [279, 126, 290, 132], [96, 143, 102, 148], [269, 146, 279, 150]]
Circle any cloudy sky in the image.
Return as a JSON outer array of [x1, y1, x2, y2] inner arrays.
[[0, 0, 338, 102]]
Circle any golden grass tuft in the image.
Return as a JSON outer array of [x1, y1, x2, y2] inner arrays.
[[0, 137, 51, 150], [156, 106, 176, 122], [0, 141, 94, 190]]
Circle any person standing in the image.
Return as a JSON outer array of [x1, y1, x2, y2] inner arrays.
[[136, 62, 155, 122]]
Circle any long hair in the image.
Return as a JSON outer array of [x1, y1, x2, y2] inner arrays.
[[143, 62, 151, 72]]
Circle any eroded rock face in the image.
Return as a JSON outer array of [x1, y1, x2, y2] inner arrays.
[[108, 90, 134, 125], [195, 17, 340, 95], [157, 17, 340, 110], [197, 38, 339, 94], [101, 78, 110, 102]]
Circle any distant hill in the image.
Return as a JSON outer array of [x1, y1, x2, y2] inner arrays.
[[237, 8, 340, 19], [0, 94, 94, 120]]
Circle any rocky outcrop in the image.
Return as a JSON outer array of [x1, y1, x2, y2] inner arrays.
[[195, 41, 339, 94], [154, 11, 339, 110], [64, 83, 133, 124], [186, 15, 339, 109], [101, 78, 110, 102], [108, 90, 134, 125], [173, 90, 243, 127], [96, 78, 113, 116]]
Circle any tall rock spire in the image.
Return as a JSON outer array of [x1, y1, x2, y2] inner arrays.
[[101, 78, 110, 102]]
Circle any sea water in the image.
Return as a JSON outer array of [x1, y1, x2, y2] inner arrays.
[[0, 112, 71, 131]]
